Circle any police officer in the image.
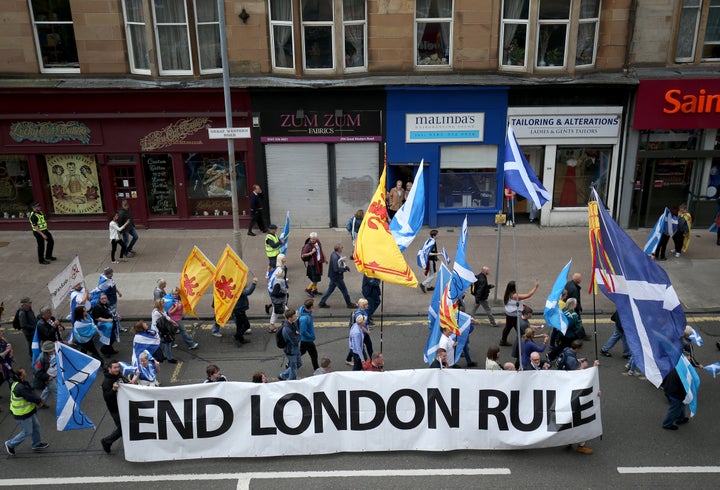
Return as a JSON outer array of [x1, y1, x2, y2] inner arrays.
[[5, 367, 49, 455], [29, 201, 55, 265], [265, 224, 281, 277]]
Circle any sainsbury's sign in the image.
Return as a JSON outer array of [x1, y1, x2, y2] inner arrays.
[[634, 79, 720, 130]]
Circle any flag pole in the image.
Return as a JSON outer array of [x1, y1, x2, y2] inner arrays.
[[589, 185, 599, 361], [379, 281, 384, 353], [511, 195, 522, 369]]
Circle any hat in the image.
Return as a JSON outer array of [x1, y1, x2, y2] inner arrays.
[[268, 224, 278, 230], [41, 341, 55, 353], [103, 267, 114, 275], [30, 201, 40, 208], [20, 297, 31, 304]]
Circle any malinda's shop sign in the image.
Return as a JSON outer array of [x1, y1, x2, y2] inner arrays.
[[634, 79, 720, 130]]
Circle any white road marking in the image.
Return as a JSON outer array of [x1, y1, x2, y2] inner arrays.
[[0, 468, 511, 486], [618, 466, 720, 474]]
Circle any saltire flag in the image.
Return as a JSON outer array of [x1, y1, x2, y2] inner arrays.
[[704, 362, 720, 378], [96, 319, 115, 346], [389, 160, 426, 251], [132, 331, 161, 365], [126, 350, 158, 383], [213, 245, 249, 326], [440, 247, 451, 264], [31, 327, 41, 368], [428, 263, 451, 325], [354, 165, 418, 287], [279, 211, 290, 254], [416, 237, 435, 270], [687, 327, 703, 346], [118, 361, 136, 378], [449, 215, 475, 300], [588, 188, 686, 387], [503, 125, 550, 209], [55, 342, 101, 431], [643, 208, 670, 255], [676, 354, 701, 416], [72, 317, 97, 344], [544, 259, 572, 334], [180, 246, 216, 316]]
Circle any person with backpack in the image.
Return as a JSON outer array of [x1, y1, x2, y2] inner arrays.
[[346, 209, 364, 254], [14, 297, 36, 359], [298, 299, 319, 371], [267, 255, 288, 334], [470, 266, 496, 327], [278, 309, 301, 380], [301, 232, 327, 297], [548, 297, 583, 361]]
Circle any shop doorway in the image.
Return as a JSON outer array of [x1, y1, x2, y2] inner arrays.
[[110, 165, 147, 225], [512, 146, 544, 223], [630, 158, 693, 228]]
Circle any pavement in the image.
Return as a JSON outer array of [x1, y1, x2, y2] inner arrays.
[[1, 223, 719, 325]]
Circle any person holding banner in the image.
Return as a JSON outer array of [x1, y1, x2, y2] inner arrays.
[[100, 361, 128, 454], [278, 309, 301, 381], [348, 314, 367, 371]]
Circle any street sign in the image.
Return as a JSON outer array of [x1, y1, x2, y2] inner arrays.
[[208, 127, 251, 139]]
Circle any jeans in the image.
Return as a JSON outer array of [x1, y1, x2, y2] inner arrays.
[[319, 278, 352, 306], [279, 353, 302, 380], [122, 227, 139, 253], [662, 396, 687, 428], [462, 342, 474, 364], [161, 341, 174, 361], [602, 327, 630, 357], [7, 414, 41, 450], [352, 353, 363, 371], [41, 378, 58, 405], [175, 321, 195, 347], [211, 323, 221, 334], [471, 299, 496, 327]]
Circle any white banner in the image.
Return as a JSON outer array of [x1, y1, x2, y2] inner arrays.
[[47, 256, 84, 309], [118, 368, 602, 461]]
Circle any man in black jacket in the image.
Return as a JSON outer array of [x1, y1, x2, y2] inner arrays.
[[247, 184, 267, 236], [17, 297, 37, 358], [471, 266, 496, 327], [101, 361, 127, 453], [232, 277, 258, 346]]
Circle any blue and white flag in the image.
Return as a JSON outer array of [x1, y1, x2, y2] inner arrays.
[[676, 354, 701, 416], [119, 361, 137, 378], [416, 237, 435, 270], [452, 311, 473, 365], [544, 259, 572, 335], [440, 247, 450, 264], [390, 161, 426, 251], [449, 216, 476, 299], [132, 331, 161, 365], [72, 317, 98, 344], [687, 327, 703, 346], [279, 211, 290, 254], [643, 208, 670, 255], [704, 362, 720, 378], [589, 188, 686, 388], [503, 125, 550, 209], [97, 320, 114, 346], [55, 342, 101, 431], [428, 263, 451, 326], [31, 326, 41, 367]]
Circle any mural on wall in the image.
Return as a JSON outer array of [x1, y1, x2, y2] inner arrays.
[[46, 154, 104, 214], [184, 153, 246, 216]]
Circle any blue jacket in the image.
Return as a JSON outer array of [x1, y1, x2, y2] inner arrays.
[[298, 305, 315, 342], [233, 282, 257, 313], [327, 251, 349, 281], [281, 320, 300, 356]]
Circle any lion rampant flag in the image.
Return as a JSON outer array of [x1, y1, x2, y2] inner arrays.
[[213, 245, 249, 326], [439, 281, 460, 336], [180, 246, 216, 316], [353, 165, 418, 287]]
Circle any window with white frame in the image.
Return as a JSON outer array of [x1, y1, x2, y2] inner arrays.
[[302, 0, 334, 70], [500, 0, 601, 70], [28, 0, 79, 73], [121, 0, 150, 74], [675, 0, 720, 62], [152, 0, 193, 74], [195, 0, 221, 73], [343, 0, 367, 70], [416, 0, 453, 66], [269, 0, 295, 69]]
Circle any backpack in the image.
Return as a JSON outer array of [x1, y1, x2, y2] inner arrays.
[[12, 308, 23, 330], [555, 348, 571, 370], [470, 278, 478, 296], [275, 324, 287, 349]]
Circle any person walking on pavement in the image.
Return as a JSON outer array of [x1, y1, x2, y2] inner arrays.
[[318, 244, 355, 309], [471, 266, 496, 327], [109, 212, 129, 264], [29, 201, 56, 265], [118, 199, 138, 257], [265, 224, 281, 277], [100, 360, 128, 453], [248, 184, 267, 236], [5, 367, 50, 456], [17, 297, 37, 358], [302, 232, 327, 297]]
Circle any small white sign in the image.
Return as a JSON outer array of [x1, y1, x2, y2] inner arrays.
[[208, 127, 251, 139]]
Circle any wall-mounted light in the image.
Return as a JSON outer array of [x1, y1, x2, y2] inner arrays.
[[296, 109, 304, 119], [239, 8, 249, 24]]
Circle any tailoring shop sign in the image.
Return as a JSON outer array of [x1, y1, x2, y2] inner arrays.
[[118, 368, 602, 461]]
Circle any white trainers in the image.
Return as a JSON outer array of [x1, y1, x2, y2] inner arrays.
[[675, 252, 680, 257], [189, 342, 199, 350], [211, 332, 222, 338]]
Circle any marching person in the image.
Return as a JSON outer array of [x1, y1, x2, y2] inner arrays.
[[17, 297, 37, 358], [100, 360, 128, 453], [265, 224, 281, 277], [318, 244, 355, 309], [5, 367, 50, 455], [29, 201, 56, 265]]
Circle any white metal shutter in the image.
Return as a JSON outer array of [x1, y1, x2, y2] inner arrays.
[[335, 143, 379, 223], [265, 143, 330, 228]]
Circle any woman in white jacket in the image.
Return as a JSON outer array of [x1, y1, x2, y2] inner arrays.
[[109, 212, 128, 264]]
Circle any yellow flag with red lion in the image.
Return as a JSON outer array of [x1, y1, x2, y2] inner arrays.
[[213, 245, 249, 326], [180, 246, 216, 316]]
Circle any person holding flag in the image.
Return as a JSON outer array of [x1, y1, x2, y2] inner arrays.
[[417, 229, 440, 294], [5, 367, 49, 455], [265, 224, 282, 278]]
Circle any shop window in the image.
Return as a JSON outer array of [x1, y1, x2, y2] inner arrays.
[[416, 0, 453, 67], [184, 153, 247, 216], [675, 0, 720, 62], [122, 0, 221, 76], [269, 0, 367, 73], [552, 146, 611, 208], [0, 156, 33, 220], [638, 130, 701, 151], [44, 154, 105, 215], [28, 0, 80, 73], [143, 154, 177, 215], [439, 145, 497, 209], [500, 0, 600, 70]]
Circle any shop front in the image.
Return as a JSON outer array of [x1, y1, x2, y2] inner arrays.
[[630, 78, 720, 228], [508, 106, 624, 226], [251, 89, 384, 229], [0, 89, 255, 231], [386, 86, 509, 228]]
